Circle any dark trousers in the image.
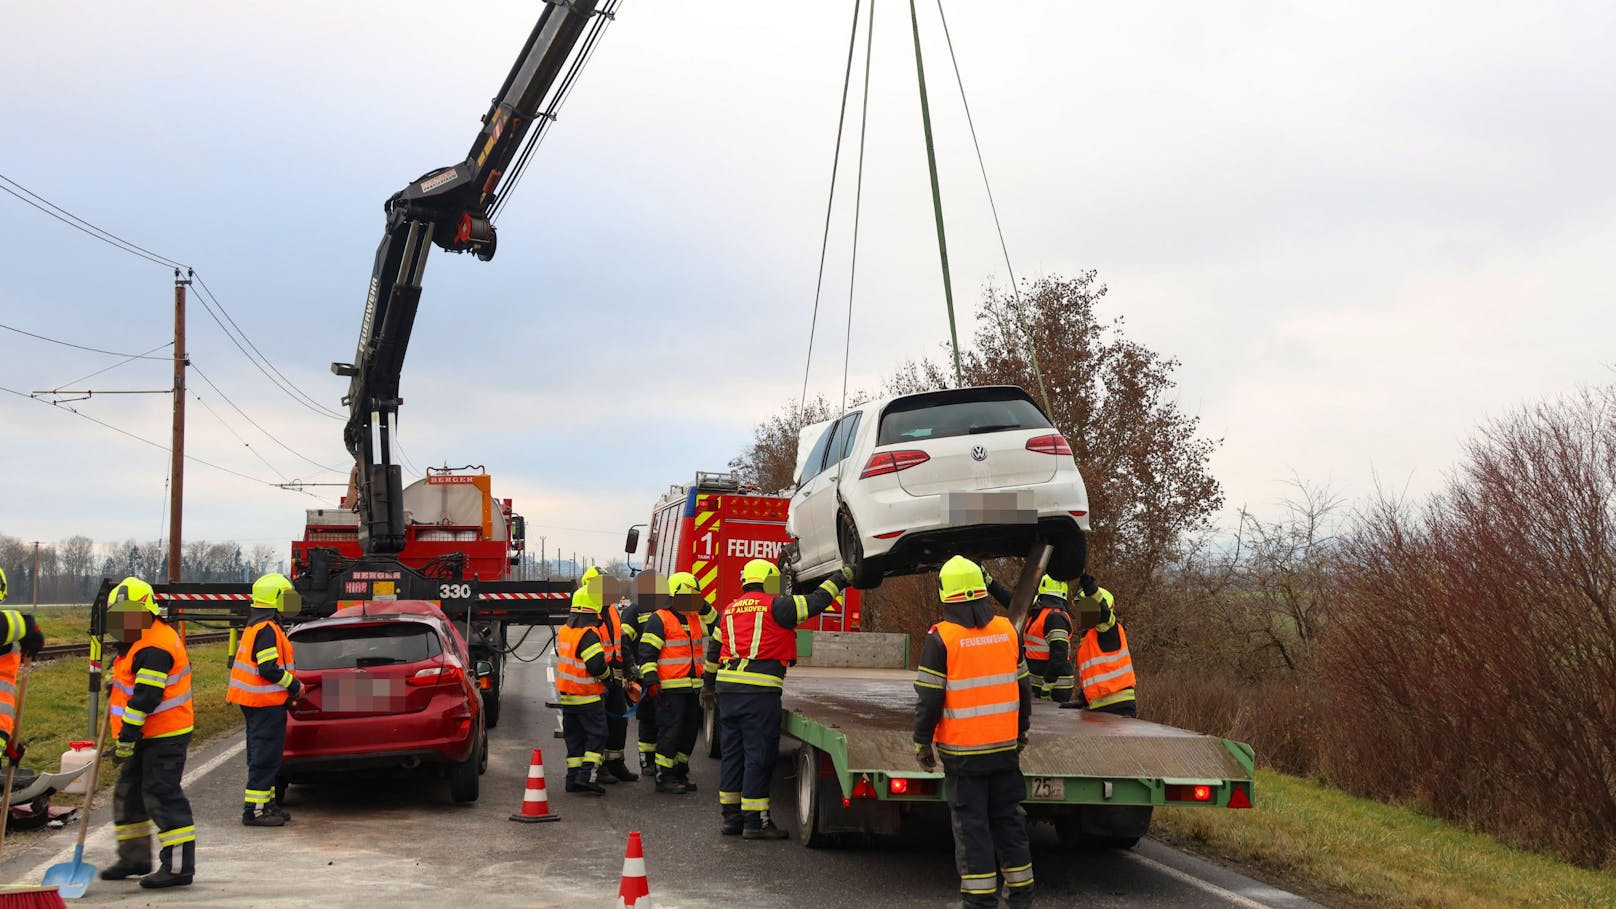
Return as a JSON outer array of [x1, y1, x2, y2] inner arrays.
[[636, 690, 659, 760], [1092, 699, 1137, 717], [1028, 657, 1074, 703], [604, 680, 629, 761], [561, 702, 607, 782], [946, 768, 1033, 909], [112, 733, 195, 873], [241, 704, 287, 809], [654, 689, 700, 773], [718, 689, 781, 828]]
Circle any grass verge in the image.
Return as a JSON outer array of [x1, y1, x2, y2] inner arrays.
[[13, 641, 242, 801], [1152, 769, 1616, 909]]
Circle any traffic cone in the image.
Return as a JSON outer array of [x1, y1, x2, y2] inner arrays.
[[509, 747, 561, 823], [616, 831, 651, 908]]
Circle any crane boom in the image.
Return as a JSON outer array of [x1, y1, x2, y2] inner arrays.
[[333, 0, 604, 554]]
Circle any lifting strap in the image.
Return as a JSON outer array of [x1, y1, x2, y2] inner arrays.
[[907, 0, 962, 387]]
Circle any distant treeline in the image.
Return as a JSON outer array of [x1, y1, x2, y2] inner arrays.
[[0, 535, 285, 603]]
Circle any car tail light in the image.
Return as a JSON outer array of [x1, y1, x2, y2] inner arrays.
[[1227, 784, 1252, 809], [1166, 783, 1215, 803], [873, 530, 904, 540], [1069, 510, 1088, 517], [1026, 434, 1072, 456], [408, 664, 465, 687], [860, 450, 930, 479]]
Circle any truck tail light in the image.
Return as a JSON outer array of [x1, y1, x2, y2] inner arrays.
[[1166, 784, 1215, 803], [860, 450, 930, 479], [1025, 434, 1072, 456]]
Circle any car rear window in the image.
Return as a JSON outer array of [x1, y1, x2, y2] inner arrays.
[[291, 622, 443, 670], [877, 389, 1051, 446]]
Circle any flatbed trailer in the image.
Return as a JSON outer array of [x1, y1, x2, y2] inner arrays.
[[776, 666, 1256, 849]]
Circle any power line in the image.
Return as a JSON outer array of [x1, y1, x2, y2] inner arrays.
[[0, 383, 315, 496], [0, 176, 184, 270], [188, 360, 344, 475], [53, 340, 175, 391], [188, 386, 292, 483], [189, 273, 344, 421], [1, 321, 172, 359]]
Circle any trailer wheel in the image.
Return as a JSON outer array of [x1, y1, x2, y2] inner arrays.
[[794, 746, 835, 849]]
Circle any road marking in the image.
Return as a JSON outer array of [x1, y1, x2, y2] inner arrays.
[[19, 736, 245, 884], [1124, 850, 1276, 909]]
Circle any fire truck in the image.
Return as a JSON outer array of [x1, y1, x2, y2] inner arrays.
[[635, 471, 860, 630]]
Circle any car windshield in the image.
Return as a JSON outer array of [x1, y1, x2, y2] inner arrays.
[[291, 622, 443, 670], [877, 390, 1051, 446]]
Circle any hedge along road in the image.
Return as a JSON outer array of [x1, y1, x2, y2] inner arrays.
[[0, 638, 1328, 908]]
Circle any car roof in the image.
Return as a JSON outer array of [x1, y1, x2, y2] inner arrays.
[[290, 600, 449, 632]]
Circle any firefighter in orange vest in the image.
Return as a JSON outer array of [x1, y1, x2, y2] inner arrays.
[[913, 557, 1034, 909], [0, 568, 46, 769], [615, 574, 661, 774], [636, 571, 717, 794], [585, 567, 639, 784], [101, 577, 197, 889], [225, 573, 303, 827], [988, 574, 1074, 702], [557, 586, 613, 795], [1062, 573, 1136, 716], [705, 559, 851, 838]]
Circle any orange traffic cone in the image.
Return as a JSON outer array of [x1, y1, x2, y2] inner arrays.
[[510, 747, 560, 823], [617, 831, 650, 908]]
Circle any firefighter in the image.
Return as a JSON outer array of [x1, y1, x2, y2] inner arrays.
[[705, 559, 851, 838], [557, 586, 612, 795], [617, 574, 660, 774], [988, 574, 1074, 702], [1, 568, 47, 769], [225, 572, 303, 827], [101, 577, 197, 889], [583, 568, 638, 784], [914, 556, 1034, 909], [636, 571, 717, 794], [1063, 573, 1137, 717]]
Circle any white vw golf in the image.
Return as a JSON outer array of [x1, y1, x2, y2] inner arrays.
[[783, 385, 1091, 589]]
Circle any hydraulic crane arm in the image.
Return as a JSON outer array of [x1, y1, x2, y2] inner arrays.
[[333, 0, 606, 554]]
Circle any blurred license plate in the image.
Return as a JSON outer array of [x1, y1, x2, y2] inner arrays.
[[943, 490, 1036, 525], [1030, 777, 1065, 801], [327, 674, 405, 713]]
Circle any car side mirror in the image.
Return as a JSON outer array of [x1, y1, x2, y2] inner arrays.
[[474, 660, 493, 680]]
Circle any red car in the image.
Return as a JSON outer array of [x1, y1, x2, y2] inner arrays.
[[280, 600, 489, 803]]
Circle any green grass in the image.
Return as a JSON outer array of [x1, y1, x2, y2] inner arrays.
[[1152, 770, 1616, 909], [30, 606, 91, 646], [12, 642, 242, 801]]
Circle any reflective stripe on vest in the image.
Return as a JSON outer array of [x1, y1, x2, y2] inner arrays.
[[0, 650, 18, 740], [1077, 624, 1136, 706], [110, 620, 194, 739], [602, 605, 624, 666], [226, 620, 296, 706], [933, 617, 1021, 757], [1023, 608, 1052, 661], [718, 593, 796, 665], [556, 625, 605, 701], [652, 609, 703, 688]]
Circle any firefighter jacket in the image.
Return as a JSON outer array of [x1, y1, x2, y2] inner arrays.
[[1076, 620, 1136, 710], [226, 613, 297, 707], [601, 603, 626, 670], [0, 609, 38, 744], [637, 602, 715, 690], [707, 575, 846, 693], [556, 621, 611, 706], [111, 619, 194, 743], [913, 598, 1032, 775], [985, 581, 1071, 670]]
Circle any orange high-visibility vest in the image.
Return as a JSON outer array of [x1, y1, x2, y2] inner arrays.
[[601, 604, 624, 667], [556, 624, 605, 703], [1076, 623, 1136, 709], [110, 620, 194, 739], [932, 616, 1021, 757], [1023, 608, 1054, 661], [0, 650, 18, 743], [651, 609, 703, 689], [226, 620, 296, 707]]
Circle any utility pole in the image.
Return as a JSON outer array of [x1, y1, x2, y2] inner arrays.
[[540, 537, 547, 579], [170, 271, 190, 634], [31, 541, 40, 607]]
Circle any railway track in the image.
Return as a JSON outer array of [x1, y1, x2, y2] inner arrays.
[[36, 631, 231, 662]]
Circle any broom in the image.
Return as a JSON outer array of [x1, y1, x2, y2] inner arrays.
[[0, 657, 66, 909]]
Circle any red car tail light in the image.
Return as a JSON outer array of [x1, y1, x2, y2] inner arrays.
[[408, 664, 465, 687], [860, 450, 930, 479], [1025, 434, 1072, 456]]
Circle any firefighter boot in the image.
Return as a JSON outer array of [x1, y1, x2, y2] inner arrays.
[[566, 766, 606, 796], [674, 761, 697, 791], [242, 803, 287, 827], [266, 798, 292, 821], [639, 750, 656, 776], [654, 771, 689, 795], [140, 843, 195, 889], [742, 811, 790, 840], [721, 808, 743, 836], [100, 860, 153, 881], [604, 758, 639, 783]]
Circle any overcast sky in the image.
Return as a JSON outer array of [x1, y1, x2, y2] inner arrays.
[[4, 1, 1613, 568]]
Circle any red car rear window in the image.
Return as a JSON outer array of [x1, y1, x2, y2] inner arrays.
[[291, 622, 443, 670]]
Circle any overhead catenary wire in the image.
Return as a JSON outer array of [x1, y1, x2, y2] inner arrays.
[[0, 321, 172, 360], [188, 274, 345, 421], [0, 174, 186, 270], [933, 0, 1049, 409], [188, 360, 344, 475], [799, 0, 865, 415], [53, 340, 175, 392], [188, 385, 292, 483]]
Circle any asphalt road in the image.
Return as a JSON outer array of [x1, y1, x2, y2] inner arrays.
[[0, 640, 1331, 908]]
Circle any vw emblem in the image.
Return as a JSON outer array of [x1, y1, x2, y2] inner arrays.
[[971, 445, 988, 462]]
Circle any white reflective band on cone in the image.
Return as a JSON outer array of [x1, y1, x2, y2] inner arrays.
[[620, 858, 646, 878], [529, 765, 545, 779]]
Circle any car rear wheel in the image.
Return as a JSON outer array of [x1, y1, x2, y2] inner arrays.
[[450, 734, 482, 803], [484, 686, 502, 729], [1045, 530, 1088, 582], [478, 723, 489, 775], [837, 511, 883, 590]]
